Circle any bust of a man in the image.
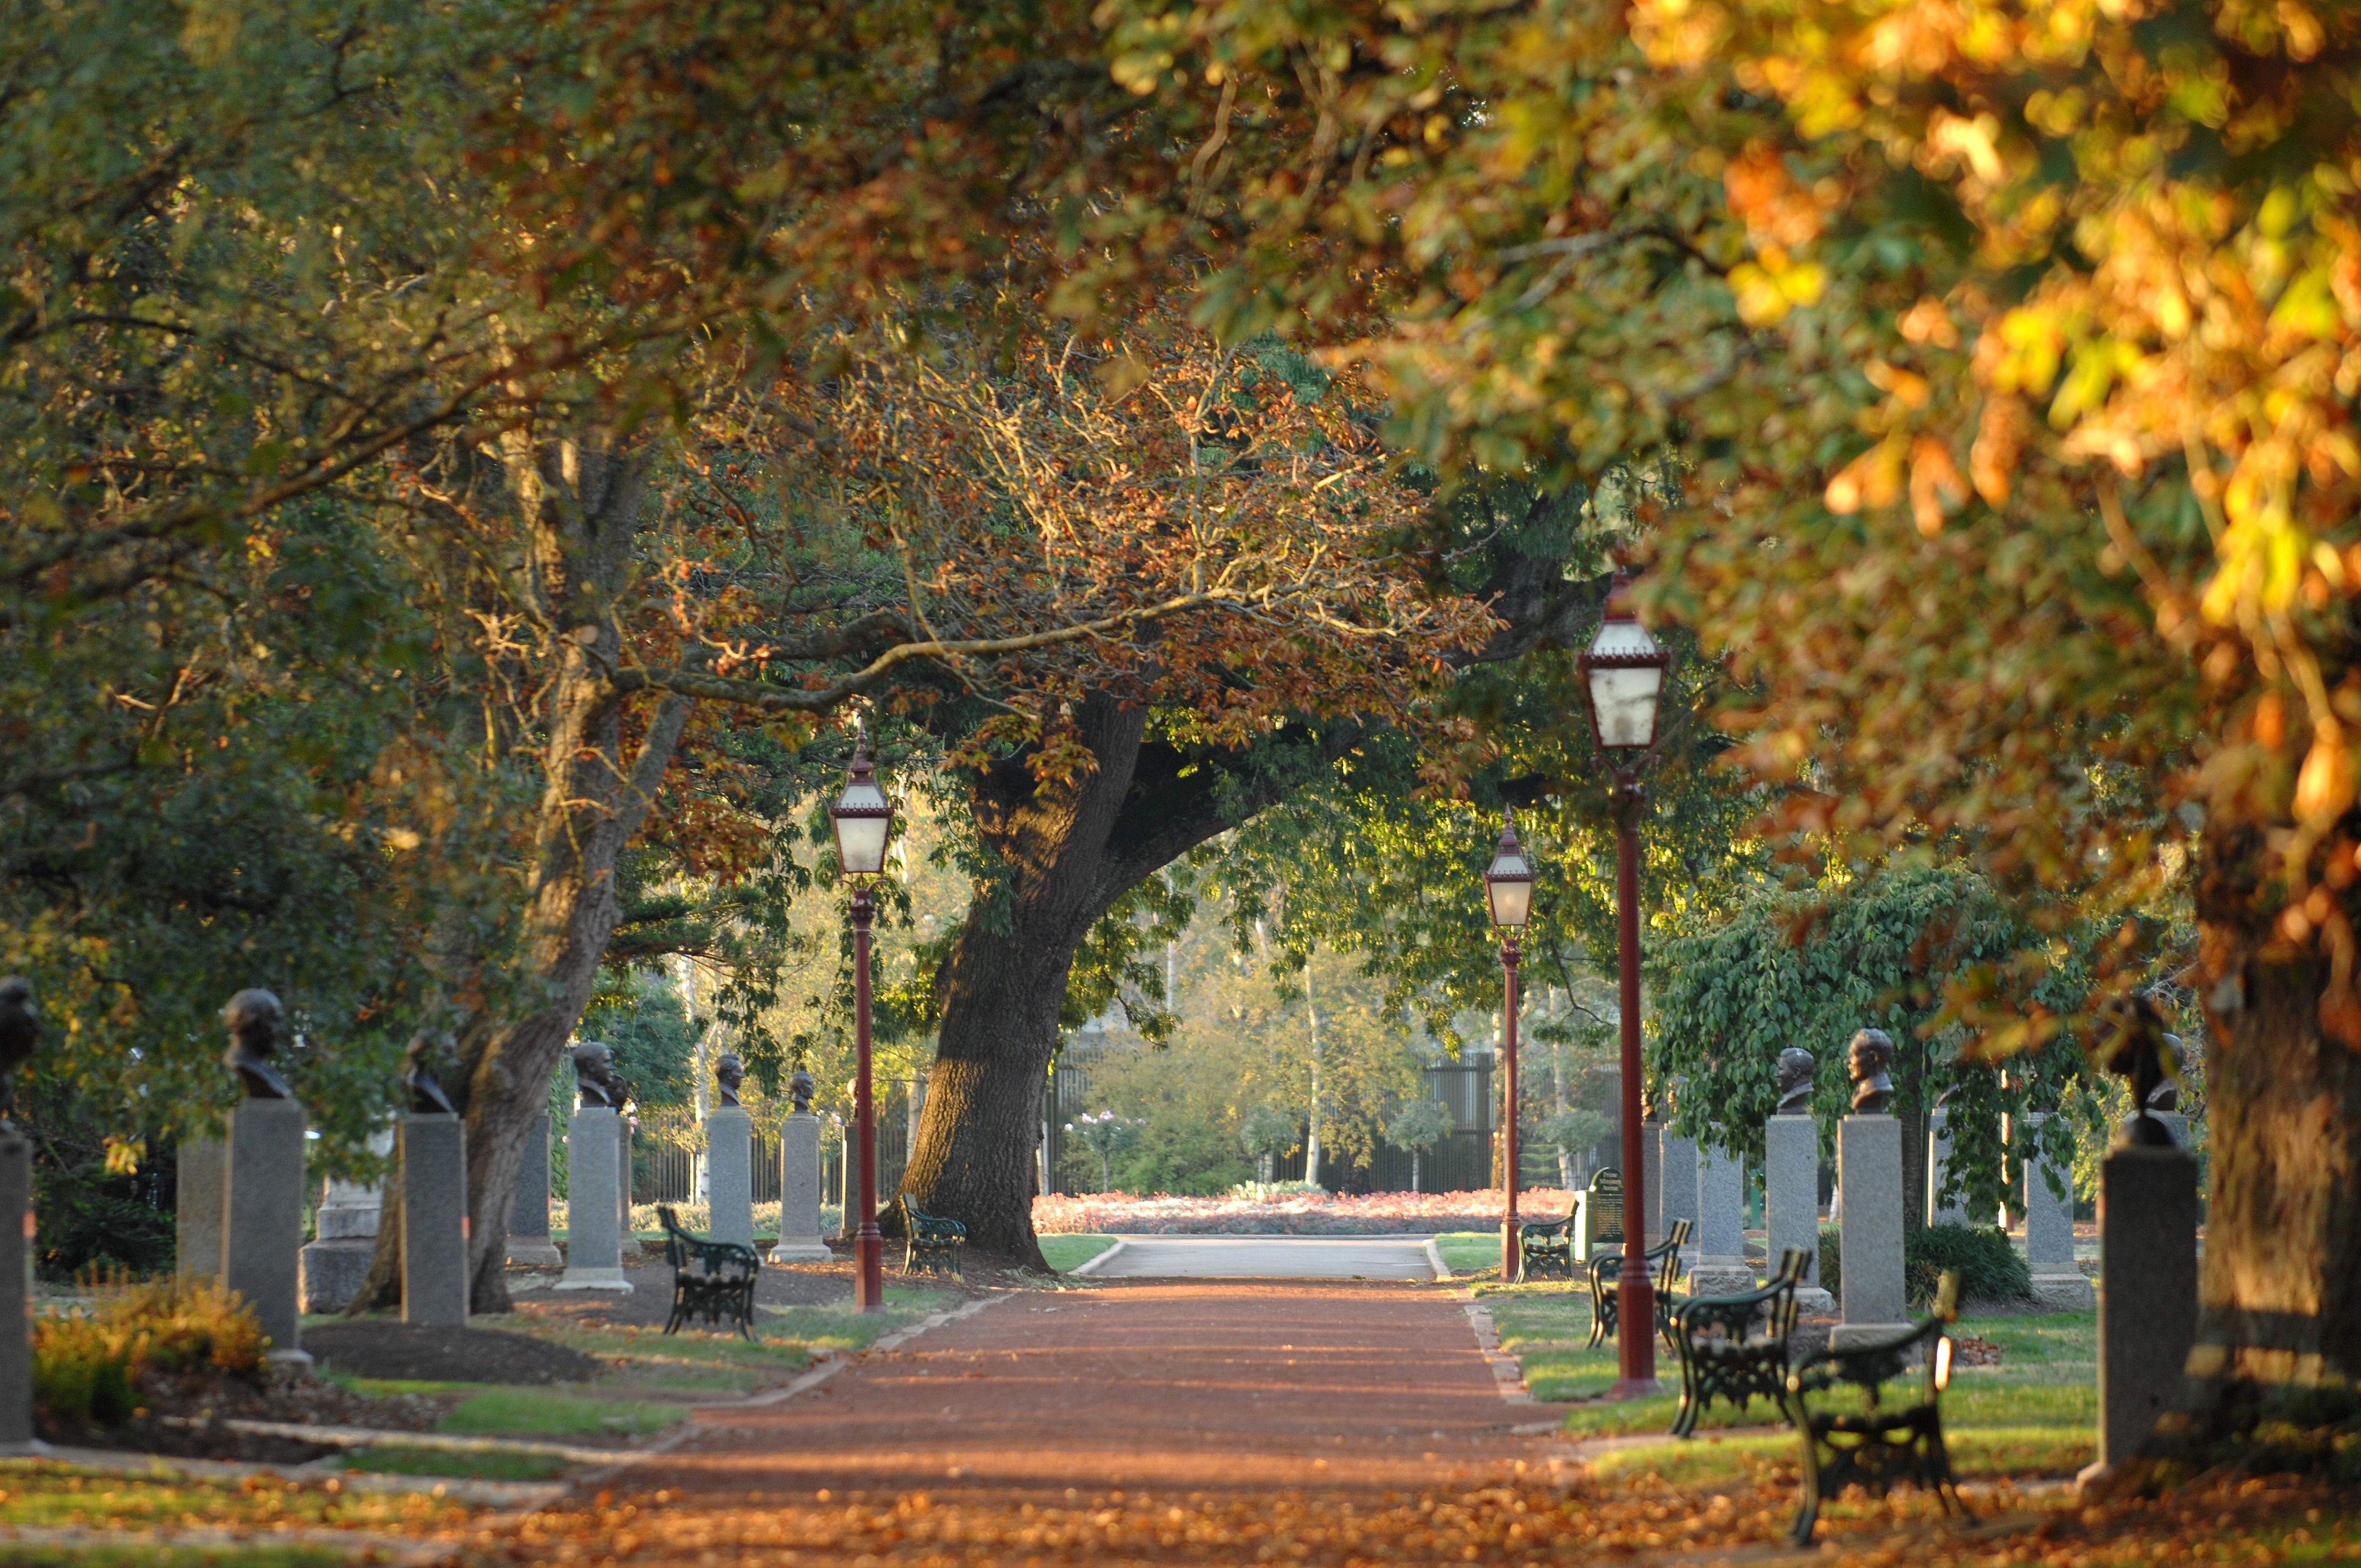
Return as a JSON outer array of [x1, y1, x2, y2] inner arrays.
[[2101, 999, 2179, 1146], [788, 1068, 817, 1115], [402, 1031, 458, 1115], [572, 1039, 622, 1110], [222, 988, 292, 1099], [715, 1052, 745, 1108], [1846, 1028, 1895, 1114], [1774, 1047, 1815, 1115], [0, 977, 38, 1120]]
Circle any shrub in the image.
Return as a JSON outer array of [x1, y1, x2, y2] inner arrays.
[[34, 1271, 269, 1430], [1907, 1222, 2032, 1303], [1817, 1221, 2033, 1309]]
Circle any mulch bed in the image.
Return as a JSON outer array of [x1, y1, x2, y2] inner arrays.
[[302, 1321, 603, 1385]]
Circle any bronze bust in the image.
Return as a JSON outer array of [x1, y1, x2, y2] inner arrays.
[[1774, 1047, 1815, 1115], [402, 1031, 458, 1116], [2149, 1034, 2186, 1113], [715, 1052, 745, 1109], [222, 989, 292, 1099], [572, 1039, 623, 1110], [0, 977, 37, 1121], [2101, 999, 2180, 1147], [1846, 1028, 1895, 1114], [788, 1068, 817, 1115]]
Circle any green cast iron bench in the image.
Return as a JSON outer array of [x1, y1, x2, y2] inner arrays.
[[1587, 1216, 1690, 1348], [1668, 1245, 1813, 1438], [655, 1203, 761, 1340], [1782, 1270, 1968, 1545], [1520, 1167, 1622, 1282], [902, 1200, 968, 1276]]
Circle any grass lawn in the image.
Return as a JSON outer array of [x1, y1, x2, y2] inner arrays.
[[0, 1460, 474, 1536], [324, 1289, 954, 1450], [337, 1445, 576, 1482], [1037, 1235, 1119, 1273], [1433, 1230, 1504, 1274], [1467, 1276, 2099, 1487], [0, 1550, 357, 1568]]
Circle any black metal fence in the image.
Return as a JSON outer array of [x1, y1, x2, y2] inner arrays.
[[1042, 1052, 1504, 1195], [626, 1130, 792, 1206]]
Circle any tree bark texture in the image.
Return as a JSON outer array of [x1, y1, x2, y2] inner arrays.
[[2188, 820, 2361, 1391], [348, 434, 692, 1316]]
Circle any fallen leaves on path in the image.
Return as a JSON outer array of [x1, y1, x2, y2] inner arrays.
[[471, 1472, 2358, 1567]]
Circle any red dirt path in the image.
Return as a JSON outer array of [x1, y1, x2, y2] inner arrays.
[[667, 1278, 1547, 1501]]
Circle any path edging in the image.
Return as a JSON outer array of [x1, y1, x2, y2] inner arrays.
[[1068, 1238, 1128, 1276], [1451, 1289, 1536, 1406]]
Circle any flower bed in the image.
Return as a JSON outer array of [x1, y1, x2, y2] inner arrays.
[[1033, 1189, 1578, 1236]]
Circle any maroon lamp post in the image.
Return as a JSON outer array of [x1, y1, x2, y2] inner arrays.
[[1580, 571, 1670, 1398], [830, 725, 895, 1312], [1484, 812, 1535, 1282]]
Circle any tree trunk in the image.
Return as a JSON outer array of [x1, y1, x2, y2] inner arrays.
[[900, 694, 1307, 1262], [2185, 820, 2361, 1395], [346, 435, 692, 1316]]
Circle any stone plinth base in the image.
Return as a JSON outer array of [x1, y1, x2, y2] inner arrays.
[[225, 1099, 306, 1357], [1764, 1115, 1823, 1293], [1837, 1114, 1906, 1331], [706, 1107, 754, 1251], [2096, 1143, 2199, 1471], [1688, 1264, 1758, 1297], [298, 1238, 376, 1314], [1793, 1287, 1835, 1316], [768, 1239, 832, 1264], [1829, 1322, 1914, 1353], [400, 1113, 469, 1327], [506, 1238, 563, 1267], [552, 1268, 633, 1292], [558, 1106, 631, 1292], [0, 1134, 31, 1446], [2032, 1271, 2097, 1311]]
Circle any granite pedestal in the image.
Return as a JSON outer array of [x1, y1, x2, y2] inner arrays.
[[1765, 1114, 1834, 1314], [224, 1098, 308, 1362], [2080, 1142, 2200, 1489], [0, 1130, 41, 1452], [399, 1113, 469, 1326], [705, 1106, 754, 1251], [1691, 1146, 1755, 1295], [507, 1113, 562, 1267], [1926, 1103, 1974, 1226], [617, 1116, 634, 1257], [1832, 1113, 1907, 1349], [1661, 1126, 1701, 1262], [770, 1111, 831, 1264], [556, 1106, 632, 1291], [300, 1125, 391, 1313], [176, 1135, 225, 1282], [2022, 1112, 2095, 1309]]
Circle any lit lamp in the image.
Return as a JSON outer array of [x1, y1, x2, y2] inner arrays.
[[1579, 571, 1669, 1398], [1484, 812, 1534, 1283], [830, 725, 896, 1311]]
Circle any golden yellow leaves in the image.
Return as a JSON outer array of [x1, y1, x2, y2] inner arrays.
[[1729, 250, 1828, 324], [1723, 144, 1832, 324], [2294, 717, 2354, 826]]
